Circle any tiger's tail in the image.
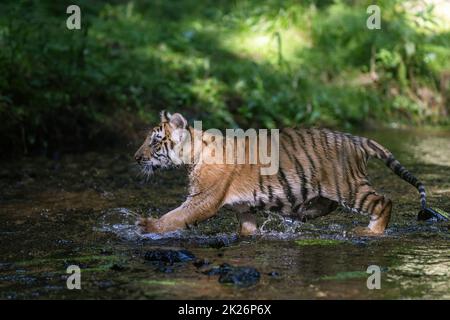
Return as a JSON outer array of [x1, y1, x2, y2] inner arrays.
[[360, 137, 448, 222]]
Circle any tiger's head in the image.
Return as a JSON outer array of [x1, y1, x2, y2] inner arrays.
[[134, 111, 189, 176]]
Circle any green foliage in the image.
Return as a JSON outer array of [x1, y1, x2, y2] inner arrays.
[[0, 0, 449, 155]]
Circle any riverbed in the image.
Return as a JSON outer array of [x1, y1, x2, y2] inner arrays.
[[0, 128, 449, 299]]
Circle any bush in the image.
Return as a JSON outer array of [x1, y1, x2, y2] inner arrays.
[[0, 0, 448, 155]]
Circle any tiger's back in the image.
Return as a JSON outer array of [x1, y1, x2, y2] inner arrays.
[[226, 128, 372, 216]]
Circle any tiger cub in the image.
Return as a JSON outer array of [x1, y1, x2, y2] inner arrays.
[[134, 111, 435, 236]]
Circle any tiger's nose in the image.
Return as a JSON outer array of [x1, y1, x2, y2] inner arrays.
[[134, 153, 143, 163]]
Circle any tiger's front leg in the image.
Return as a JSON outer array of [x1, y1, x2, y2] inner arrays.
[[137, 195, 223, 234]]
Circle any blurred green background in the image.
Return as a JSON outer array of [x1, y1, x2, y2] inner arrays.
[[0, 0, 449, 156]]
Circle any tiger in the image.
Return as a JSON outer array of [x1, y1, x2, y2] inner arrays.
[[134, 111, 440, 236]]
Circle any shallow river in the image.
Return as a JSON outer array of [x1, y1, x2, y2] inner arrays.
[[0, 128, 449, 299]]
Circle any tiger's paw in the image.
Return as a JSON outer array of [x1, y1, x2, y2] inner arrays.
[[239, 221, 259, 237], [351, 226, 383, 237], [136, 217, 163, 234]]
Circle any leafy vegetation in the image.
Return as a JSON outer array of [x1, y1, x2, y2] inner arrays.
[[0, 0, 449, 155]]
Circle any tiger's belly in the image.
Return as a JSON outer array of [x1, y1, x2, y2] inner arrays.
[[226, 189, 308, 217]]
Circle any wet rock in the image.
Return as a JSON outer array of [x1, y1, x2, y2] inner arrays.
[[155, 266, 174, 273], [418, 207, 449, 222], [110, 263, 127, 271], [95, 280, 114, 288], [218, 268, 260, 287], [55, 239, 72, 245], [267, 271, 281, 277], [203, 263, 233, 276], [0, 263, 12, 271], [144, 249, 195, 265], [204, 263, 260, 287], [100, 248, 113, 255], [193, 258, 210, 269], [207, 236, 236, 249]]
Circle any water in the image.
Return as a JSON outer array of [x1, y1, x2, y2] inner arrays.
[[0, 128, 449, 299]]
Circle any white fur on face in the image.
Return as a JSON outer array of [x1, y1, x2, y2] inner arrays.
[[139, 126, 187, 177]]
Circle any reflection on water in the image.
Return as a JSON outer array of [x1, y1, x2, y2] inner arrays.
[[388, 244, 450, 299], [0, 128, 449, 299]]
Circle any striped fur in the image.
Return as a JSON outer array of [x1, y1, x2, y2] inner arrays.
[[135, 112, 432, 236]]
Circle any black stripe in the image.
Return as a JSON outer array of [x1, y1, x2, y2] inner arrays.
[[297, 132, 317, 172], [338, 134, 354, 203], [300, 130, 320, 195], [258, 174, 265, 194], [287, 143, 308, 203], [386, 155, 395, 167], [278, 167, 296, 207], [294, 159, 308, 203], [367, 139, 385, 157], [280, 140, 300, 205], [330, 132, 342, 203], [257, 199, 266, 210], [347, 137, 358, 201], [322, 130, 331, 150], [270, 197, 284, 212], [357, 191, 376, 212], [286, 132, 308, 202], [355, 145, 367, 176], [367, 197, 380, 214], [309, 129, 325, 197], [296, 132, 317, 199], [268, 185, 274, 202], [283, 130, 297, 151]]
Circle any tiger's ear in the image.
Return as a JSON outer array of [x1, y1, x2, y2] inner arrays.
[[169, 113, 187, 130], [168, 113, 188, 143]]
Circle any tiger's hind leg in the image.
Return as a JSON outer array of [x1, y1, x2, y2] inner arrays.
[[349, 186, 392, 236], [299, 197, 338, 222]]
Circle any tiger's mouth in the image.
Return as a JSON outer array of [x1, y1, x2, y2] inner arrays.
[[138, 157, 178, 179], [139, 161, 158, 177]]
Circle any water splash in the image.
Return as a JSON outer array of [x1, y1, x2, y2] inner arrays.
[[95, 208, 142, 241], [258, 212, 305, 239], [96, 207, 239, 245]]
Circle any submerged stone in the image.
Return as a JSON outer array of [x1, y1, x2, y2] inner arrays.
[[204, 263, 260, 287], [193, 258, 210, 269], [203, 263, 233, 276], [267, 271, 281, 277], [110, 263, 126, 271], [144, 249, 196, 265], [155, 266, 174, 273], [218, 267, 260, 287]]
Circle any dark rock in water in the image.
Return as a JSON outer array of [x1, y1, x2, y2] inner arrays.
[[204, 263, 260, 287], [267, 271, 280, 277], [155, 266, 174, 273], [418, 207, 450, 222], [110, 263, 126, 271], [95, 280, 114, 289], [193, 258, 210, 269], [208, 237, 233, 249], [219, 267, 260, 287], [203, 263, 233, 276], [144, 249, 196, 265], [100, 248, 113, 255]]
